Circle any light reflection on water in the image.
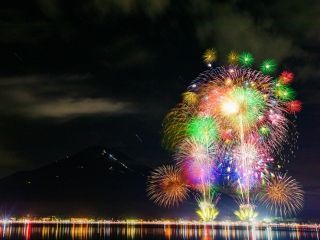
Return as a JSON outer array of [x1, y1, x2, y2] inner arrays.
[[0, 223, 319, 240]]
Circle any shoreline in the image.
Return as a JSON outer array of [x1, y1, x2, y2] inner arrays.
[[0, 220, 319, 230]]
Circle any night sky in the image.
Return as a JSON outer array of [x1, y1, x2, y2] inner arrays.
[[0, 0, 319, 218]]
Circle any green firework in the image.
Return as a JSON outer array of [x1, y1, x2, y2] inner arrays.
[[274, 83, 296, 101], [228, 87, 266, 128], [259, 125, 271, 136], [260, 59, 277, 74], [187, 117, 219, 144], [238, 52, 254, 67]]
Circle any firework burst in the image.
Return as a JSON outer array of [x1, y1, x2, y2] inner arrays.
[[234, 204, 258, 221], [162, 103, 195, 151], [196, 200, 219, 221], [202, 49, 217, 66], [260, 174, 304, 217], [147, 165, 189, 207]]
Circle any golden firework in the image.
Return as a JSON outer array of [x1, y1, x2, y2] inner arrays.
[[202, 49, 217, 65], [147, 165, 189, 207], [234, 204, 258, 221], [162, 103, 195, 151], [182, 91, 198, 105], [196, 200, 219, 221], [261, 174, 304, 217], [228, 51, 238, 64]]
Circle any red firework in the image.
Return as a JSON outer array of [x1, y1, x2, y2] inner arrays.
[[287, 100, 302, 113], [279, 71, 294, 84]]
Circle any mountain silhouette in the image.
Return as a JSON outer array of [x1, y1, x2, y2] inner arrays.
[[0, 146, 194, 219]]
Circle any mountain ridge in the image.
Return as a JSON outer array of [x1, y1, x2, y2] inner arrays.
[[0, 145, 181, 218]]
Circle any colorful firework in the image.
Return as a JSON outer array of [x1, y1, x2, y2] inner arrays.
[[147, 165, 189, 207], [148, 49, 303, 221], [233, 141, 273, 190], [260, 174, 304, 217], [219, 86, 266, 130], [174, 138, 216, 165]]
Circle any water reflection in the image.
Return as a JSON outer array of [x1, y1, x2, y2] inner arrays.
[[0, 223, 318, 240]]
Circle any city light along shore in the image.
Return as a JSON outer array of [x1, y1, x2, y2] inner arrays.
[[0, 218, 319, 230]]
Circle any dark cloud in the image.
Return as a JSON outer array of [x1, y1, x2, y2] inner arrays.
[[193, 2, 294, 60], [25, 98, 136, 118], [0, 74, 137, 118]]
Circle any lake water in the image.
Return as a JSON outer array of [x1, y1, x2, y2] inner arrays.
[[0, 223, 319, 240]]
